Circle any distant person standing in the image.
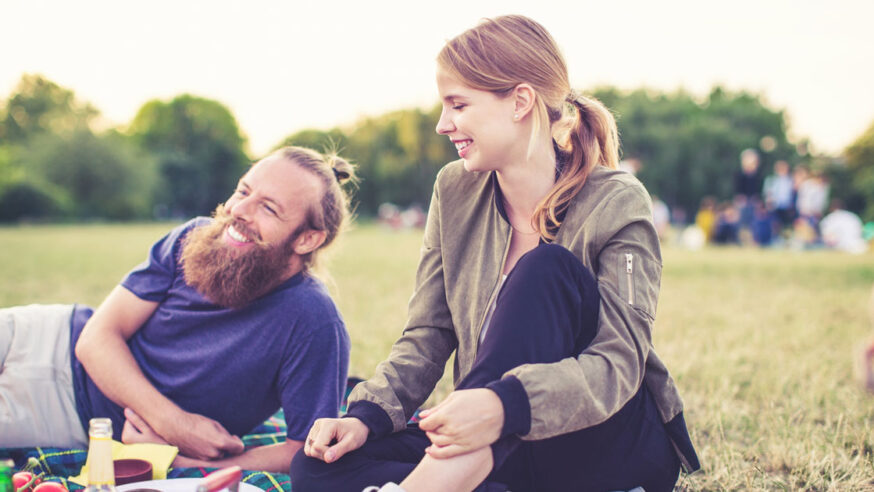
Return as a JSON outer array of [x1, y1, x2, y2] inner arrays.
[[734, 149, 762, 244], [790, 165, 809, 211], [763, 160, 795, 230], [796, 171, 830, 245], [796, 172, 829, 223], [651, 195, 671, 241]]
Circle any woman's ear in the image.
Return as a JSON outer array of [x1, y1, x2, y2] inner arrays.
[[512, 83, 537, 120]]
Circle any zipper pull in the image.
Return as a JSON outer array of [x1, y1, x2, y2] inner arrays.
[[625, 253, 633, 273]]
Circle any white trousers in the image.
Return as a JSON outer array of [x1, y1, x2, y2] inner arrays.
[[0, 304, 89, 448]]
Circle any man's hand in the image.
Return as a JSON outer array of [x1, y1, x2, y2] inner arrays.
[[417, 388, 503, 459], [121, 408, 169, 445], [303, 417, 369, 463], [122, 406, 243, 460], [155, 410, 245, 460]]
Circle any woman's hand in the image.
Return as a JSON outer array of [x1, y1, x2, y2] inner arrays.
[[304, 417, 369, 463], [418, 388, 504, 459]]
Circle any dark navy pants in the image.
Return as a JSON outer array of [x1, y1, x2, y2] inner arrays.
[[291, 244, 680, 491]]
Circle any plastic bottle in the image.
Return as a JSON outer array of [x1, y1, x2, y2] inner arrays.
[[0, 459, 13, 492], [83, 418, 116, 492]]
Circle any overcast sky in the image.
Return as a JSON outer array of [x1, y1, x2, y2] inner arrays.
[[2, 0, 872, 156]]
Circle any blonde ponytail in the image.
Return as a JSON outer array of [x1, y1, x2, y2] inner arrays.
[[534, 93, 619, 240]]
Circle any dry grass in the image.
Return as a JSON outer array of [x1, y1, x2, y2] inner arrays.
[[658, 247, 874, 491], [1, 223, 873, 490]]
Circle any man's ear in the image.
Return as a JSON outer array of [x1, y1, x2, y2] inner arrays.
[[512, 83, 537, 120], [293, 229, 327, 256]]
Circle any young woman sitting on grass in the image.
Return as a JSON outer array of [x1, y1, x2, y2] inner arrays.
[[291, 15, 700, 492]]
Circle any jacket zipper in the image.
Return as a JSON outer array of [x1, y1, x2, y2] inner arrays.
[[475, 227, 513, 348], [625, 253, 634, 306]]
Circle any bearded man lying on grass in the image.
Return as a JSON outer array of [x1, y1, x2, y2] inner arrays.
[[0, 146, 355, 473]]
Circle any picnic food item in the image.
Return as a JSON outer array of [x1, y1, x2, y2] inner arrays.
[[195, 466, 242, 492], [32, 483, 66, 492], [12, 472, 40, 492], [84, 418, 116, 492], [11, 458, 44, 492]]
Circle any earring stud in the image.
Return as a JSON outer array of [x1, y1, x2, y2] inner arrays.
[[514, 114, 519, 120]]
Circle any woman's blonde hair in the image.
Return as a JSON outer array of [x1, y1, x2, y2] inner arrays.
[[437, 15, 620, 240]]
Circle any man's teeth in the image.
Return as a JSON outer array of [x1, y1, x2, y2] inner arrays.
[[455, 140, 471, 151], [228, 225, 251, 243]]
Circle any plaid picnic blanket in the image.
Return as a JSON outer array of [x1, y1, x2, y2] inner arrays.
[[0, 378, 367, 492]]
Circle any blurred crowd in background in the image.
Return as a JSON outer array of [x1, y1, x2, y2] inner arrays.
[[643, 149, 873, 254]]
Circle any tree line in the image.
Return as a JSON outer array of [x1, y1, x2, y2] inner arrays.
[[1, 73, 872, 223]]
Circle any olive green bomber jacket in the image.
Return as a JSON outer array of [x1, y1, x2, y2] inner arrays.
[[346, 160, 699, 472]]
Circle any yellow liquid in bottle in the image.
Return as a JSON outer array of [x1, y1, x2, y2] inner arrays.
[[84, 418, 117, 492]]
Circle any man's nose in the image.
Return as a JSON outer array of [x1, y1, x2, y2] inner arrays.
[[229, 196, 255, 221]]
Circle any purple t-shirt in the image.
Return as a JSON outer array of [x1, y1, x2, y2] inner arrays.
[[70, 218, 350, 441]]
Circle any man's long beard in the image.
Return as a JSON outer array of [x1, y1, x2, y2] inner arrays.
[[180, 205, 298, 309]]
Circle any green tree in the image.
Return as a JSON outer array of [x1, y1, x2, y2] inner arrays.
[[592, 86, 797, 216], [840, 121, 874, 221], [129, 95, 249, 218], [0, 74, 97, 144], [0, 180, 61, 222], [278, 106, 455, 215], [0, 74, 153, 222], [275, 86, 798, 218], [22, 129, 155, 219], [275, 128, 347, 154]]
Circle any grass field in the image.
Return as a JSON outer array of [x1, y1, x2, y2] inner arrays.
[[2, 222, 873, 490]]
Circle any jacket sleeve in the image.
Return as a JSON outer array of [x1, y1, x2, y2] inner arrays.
[[345, 177, 458, 437], [501, 184, 661, 440]]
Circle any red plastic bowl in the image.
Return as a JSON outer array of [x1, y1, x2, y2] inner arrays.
[[113, 459, 153, 485]]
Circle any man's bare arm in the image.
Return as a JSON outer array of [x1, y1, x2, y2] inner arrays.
[[76, 286, 243, 459], [172, 440, 303, 474]]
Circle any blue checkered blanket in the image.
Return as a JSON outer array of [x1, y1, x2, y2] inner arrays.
[[0, 378, 366, 492]]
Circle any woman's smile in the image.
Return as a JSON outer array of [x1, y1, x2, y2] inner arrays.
[[453, 139, 472, 158]]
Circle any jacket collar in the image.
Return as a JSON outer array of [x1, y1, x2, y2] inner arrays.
[[491, 144, 571, 241]]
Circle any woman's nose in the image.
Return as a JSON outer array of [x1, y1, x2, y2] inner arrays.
[[435, 109, 454, 135]]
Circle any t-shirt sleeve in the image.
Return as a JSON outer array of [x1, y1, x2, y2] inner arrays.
[[277, 320, 350, 441], [121, 219, 201, 301]]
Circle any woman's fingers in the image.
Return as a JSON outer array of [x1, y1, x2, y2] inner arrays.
[[425, 443, 469, 459], [311, 421, 339, 455], [424, 430, 455, 447], [324, 427, 365, 463], [304, 420, 327, 458], [303, 418, 369, 463], [418, 405, 446, 432]]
